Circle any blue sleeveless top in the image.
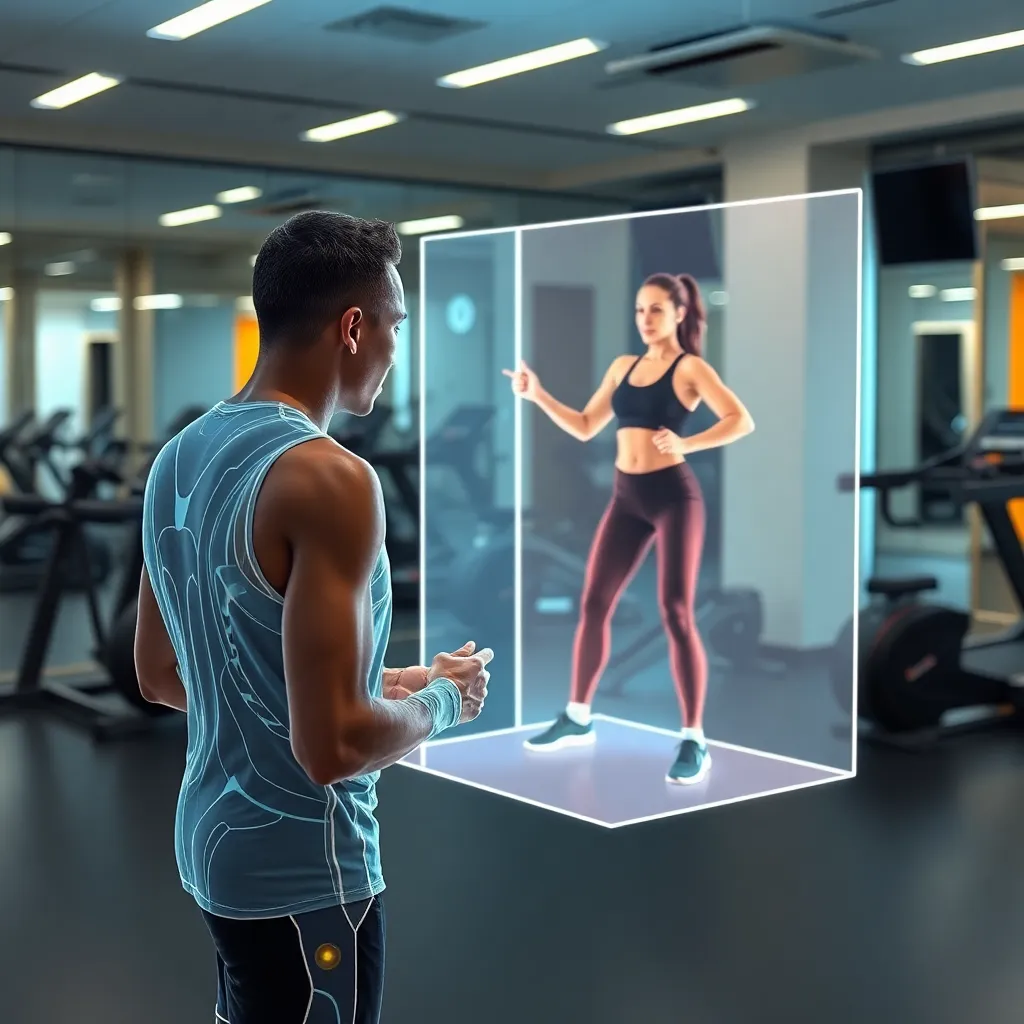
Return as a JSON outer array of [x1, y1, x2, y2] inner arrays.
[[611, 352, 691, 433], [142, 400, 391, 919]]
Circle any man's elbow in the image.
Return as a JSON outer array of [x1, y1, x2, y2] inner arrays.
[[292, 723, 371, 786]]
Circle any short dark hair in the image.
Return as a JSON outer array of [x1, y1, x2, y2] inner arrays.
[[252, 211, 402, 345]]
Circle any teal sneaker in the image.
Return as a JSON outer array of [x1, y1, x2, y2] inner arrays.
[[666, 739, 712, 784], [524, 713, 595, 751]]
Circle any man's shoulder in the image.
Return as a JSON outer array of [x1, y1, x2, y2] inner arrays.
[[268, 439, 381, 525]]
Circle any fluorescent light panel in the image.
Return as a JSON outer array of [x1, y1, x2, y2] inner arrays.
[[438, 37, 606, 89], [0, 287, 12, 301], [216, 185, 262, 204], [608, 98, 753, 136], [301, 110, 403, 142], [44, 261, 76, 277], [0, 232, 10, 245], [159, 204, 222, 227], [236, 295, 255, 313], [940, 287, 976, 302], [135, 294, 183, 310], [250, 254, 258, 266], [31, 73, 121, 110], [904, 27, 1024, 66], [1002, 257, 1024, 271], [91, 297, 122, 312], [397, 215, 465, 236], [148, 0, 273, 41], [908, 284, 937, 298], [976, 203, 1024, 221]]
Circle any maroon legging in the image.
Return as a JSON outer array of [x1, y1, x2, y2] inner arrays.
[[570, 463, 707, 726]]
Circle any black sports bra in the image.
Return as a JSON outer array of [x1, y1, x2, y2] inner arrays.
[[610, 353, 692, 433]]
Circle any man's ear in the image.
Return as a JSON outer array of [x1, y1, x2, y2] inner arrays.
[[339, 306, 363, 355]]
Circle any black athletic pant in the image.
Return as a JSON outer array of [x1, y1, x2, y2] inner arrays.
[[203, 896, 385, 1023]]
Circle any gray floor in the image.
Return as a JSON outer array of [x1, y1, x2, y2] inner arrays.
[[4, 558, 1024, 1022]]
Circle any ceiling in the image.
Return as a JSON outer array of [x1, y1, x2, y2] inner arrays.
[[0, 0, 1022, 195]]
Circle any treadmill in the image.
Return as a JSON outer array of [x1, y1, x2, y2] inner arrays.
[[850, 408, 1024, 687]]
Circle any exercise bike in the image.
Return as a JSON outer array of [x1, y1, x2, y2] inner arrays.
[[831, 408, 1024, 744]]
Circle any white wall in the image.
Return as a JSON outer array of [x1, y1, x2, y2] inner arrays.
[[34, 291, 117, 439]]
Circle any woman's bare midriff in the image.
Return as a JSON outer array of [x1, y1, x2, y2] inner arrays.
[[614, 427, 685, 475]]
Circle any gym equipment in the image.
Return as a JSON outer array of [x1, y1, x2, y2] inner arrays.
[[422, 404, 648, 636], [0, 471, 159, 740], [0, 411, 37, 494], [329, 404, 419, 608], [0, 405, 207, 740], [0, 418, 115, 594], [831, 408, 1024, 743]]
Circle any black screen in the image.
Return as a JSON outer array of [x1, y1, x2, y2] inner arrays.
[[872, 160, 978, 265]]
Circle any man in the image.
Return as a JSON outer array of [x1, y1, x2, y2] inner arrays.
[[134, 211, 492, 1024]]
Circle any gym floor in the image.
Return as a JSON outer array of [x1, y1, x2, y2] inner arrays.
[[4, 567, 1024, 1022]]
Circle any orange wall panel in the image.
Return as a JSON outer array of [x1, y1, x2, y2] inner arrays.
[[1008, 273, 1024, 538], [234, 315, 259, 393]]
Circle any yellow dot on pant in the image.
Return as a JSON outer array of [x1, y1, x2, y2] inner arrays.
[[315, 944, 341, 970]]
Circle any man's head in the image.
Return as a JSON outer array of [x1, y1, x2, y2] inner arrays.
[[252, 211, 405, 415]]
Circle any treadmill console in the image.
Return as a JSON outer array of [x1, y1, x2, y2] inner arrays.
[[965, 409, 1024, 458]]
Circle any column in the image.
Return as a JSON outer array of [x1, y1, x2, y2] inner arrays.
[[3, 270, 38, 419], [115, 249, 155, 471], [719, 137, 870, 647]]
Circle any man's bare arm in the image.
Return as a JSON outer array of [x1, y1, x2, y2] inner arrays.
[[272, 444, 459, 784], [135, 564, 188, 713]]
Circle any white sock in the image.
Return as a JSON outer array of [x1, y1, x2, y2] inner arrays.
[[680, 726, 705, 747], [566, 702, 592, 727]]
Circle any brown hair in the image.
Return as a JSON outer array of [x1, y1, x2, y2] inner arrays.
[[642, 272, 706, 358]]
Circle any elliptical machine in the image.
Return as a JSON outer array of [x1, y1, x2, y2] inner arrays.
[[832, 408, 1024, 744]]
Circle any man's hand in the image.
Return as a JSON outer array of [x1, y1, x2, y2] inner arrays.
[[383, 666, 429, 700], [428, 640, 494, 724]]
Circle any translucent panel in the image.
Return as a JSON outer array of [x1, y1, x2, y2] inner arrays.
[[415, 192, 862, 825]]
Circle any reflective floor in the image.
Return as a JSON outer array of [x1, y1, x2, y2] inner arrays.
[[406, 716, 846, 826]]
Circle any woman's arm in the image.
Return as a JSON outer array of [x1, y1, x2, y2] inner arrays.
[[515, 357, 625, 442], [674, 358, 754, 453]]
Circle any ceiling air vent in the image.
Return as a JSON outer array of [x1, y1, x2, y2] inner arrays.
[[605, 25, 878, 89], [324, 6, 484, 44], [244, 190, 337, 217]]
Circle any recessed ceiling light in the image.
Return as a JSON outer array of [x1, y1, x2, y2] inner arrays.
[[44, 261, 76, 277], [908, 284, 937, 298], [438, 37, 607, 89], [216, 185, 262, 204], [31, 72, 122, 110], [0, 287, 12, 301], [91, 296, 122, 312], [1001, 257, 1024, 271], [301, 110, 404, 142], [975, 203, 1024, 221], [903, 27, 1024, 66], [0, 232, 11, 246], [396, 214, 465, 236], [135, 294, 184, 310], [607, 98, 753, 136], [148, 0, 273, 41], [940, 287, 976, 302], [159, 204, 222, 227]]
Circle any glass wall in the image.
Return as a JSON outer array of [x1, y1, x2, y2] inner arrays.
[[0, 144, 629, 453]]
